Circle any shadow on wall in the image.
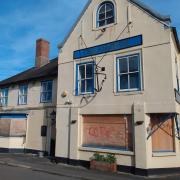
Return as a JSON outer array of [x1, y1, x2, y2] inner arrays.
[[41, 108, 56, 157]]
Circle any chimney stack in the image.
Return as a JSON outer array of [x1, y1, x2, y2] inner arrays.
[[35, 38, 50, 68]]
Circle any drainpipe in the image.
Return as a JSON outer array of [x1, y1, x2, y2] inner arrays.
[[62, 92, 73, 164], [67, 106, 72, 164]]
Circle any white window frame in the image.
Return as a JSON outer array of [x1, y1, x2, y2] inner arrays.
[[96, 1, 115, 28], [116, 53, 142, 92], [40, 81, 53, 103], [76, 62, 95, 95], [18, 85, 28, 105], [0, 88, 8, 107]]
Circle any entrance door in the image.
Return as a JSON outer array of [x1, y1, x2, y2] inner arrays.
[[50, 122, 56, 157]]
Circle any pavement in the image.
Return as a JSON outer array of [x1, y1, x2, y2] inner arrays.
[[0, 154, 179, 180]]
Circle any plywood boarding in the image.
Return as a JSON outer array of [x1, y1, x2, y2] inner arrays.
[[151, 114, 175, 152], [10, 119, 27, 137], [0, 118, 27, 137], [0, 119, 11, 136], [82, 115, 133, 151]]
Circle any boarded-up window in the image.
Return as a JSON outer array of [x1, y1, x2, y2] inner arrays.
[[0, 119, 11, 136], [82, 115, 133, 151], [10, 119, 27, 137], [0, 118, 27, 137], [151, 114, 175, 152]]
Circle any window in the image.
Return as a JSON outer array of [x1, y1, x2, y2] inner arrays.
[[76, 62, 95, 95], [117, 54, 141, 92], [0, 88, 8, 106], [97, 1, 115, 28], [82, 115, 133, 151], [40, 81, 53, 103], [151, 114, 175, 153], [18, 85, 28, 105], [175, 114, 180, 138], [175, 59, 180, 91]]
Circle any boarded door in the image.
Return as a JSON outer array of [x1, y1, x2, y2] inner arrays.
[[151, 114, 175, 152], [82, 115, 133, 151]]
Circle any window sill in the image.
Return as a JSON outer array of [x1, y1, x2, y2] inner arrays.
[[152, 152, 176, 157], [76, 93, 95, 97], [114, 90, 144, 96], [79, 147, 134, 156], [40, 101, 52, 104], [93, 22, 117, 31]]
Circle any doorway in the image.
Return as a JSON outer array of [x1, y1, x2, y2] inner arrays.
[[50, 122, 56, 157]]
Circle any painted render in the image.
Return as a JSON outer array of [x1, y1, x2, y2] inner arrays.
[[0, 78, 57, 153], [56, 0, 180, 174]]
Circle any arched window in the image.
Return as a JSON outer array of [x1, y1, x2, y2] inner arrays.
[[97, 1, 115, 28]]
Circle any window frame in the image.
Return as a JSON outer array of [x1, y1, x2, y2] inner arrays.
[[18, 84, 28, 105], [175, 58, 180, 92], [75, 62, 95, 96], [116, 53, 142, 92], [40, 80, 53, 103], [0, 88, 9, 107], [96, 1, 115, 28]]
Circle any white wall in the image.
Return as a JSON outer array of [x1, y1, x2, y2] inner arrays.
[[56, 0, 180, 170], [0, 77, 57, 152]]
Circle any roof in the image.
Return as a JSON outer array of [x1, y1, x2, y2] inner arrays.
[[0, 57, 58, 87], [172, 27, 180, 52], [58, 0, 172, 49]]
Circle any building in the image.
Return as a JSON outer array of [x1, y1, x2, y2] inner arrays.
[[0, 39, 58, 156], [56, 0, 180, 176]]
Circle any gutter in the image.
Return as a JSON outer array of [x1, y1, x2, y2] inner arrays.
[[171, 27, 180, 53]]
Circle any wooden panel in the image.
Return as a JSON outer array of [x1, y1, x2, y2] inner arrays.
[[82, 115, 133, 151], [0, 118, 26, 137], [0, 119, 11, 136], [151, 114, 175, 152], [10, 119, 27, 137]]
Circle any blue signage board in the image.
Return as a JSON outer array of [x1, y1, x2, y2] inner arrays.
[[74, 35, 143, 59], [0, 113, 27, 119]]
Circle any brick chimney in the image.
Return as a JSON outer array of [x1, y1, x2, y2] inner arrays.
[[35, 38, 50, 68]]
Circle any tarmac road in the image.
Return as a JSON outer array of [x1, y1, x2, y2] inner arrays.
[[0, 163, 180, 180], [0, 164, 79, 180], [0, 154, 180, 180]]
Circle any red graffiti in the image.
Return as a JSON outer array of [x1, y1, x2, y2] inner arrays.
[[87, 126, 125, 140], [89, 127, 99, 137]]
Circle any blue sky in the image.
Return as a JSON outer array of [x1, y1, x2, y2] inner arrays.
[[0, 0, 179, 80]]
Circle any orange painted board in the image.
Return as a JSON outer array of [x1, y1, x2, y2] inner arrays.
[[151, 114, 175, 152]]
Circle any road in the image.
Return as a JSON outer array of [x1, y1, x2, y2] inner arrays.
[[0, 163, 180, 180], [0, 164, 78, 180]]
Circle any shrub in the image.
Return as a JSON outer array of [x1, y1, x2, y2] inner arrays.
[[91, 153, 116, 164]]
